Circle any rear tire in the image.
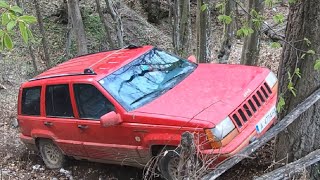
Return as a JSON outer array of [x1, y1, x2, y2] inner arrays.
[[38, 139, 65, 169]]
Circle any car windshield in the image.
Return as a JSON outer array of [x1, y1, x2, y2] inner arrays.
[[99, 48, 197, 111]]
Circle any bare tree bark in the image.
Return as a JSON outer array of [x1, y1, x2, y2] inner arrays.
[[240, 0, 264, 65], [65, 0, 72, 58], [33, 0, 51, 68], [172, 0, 191, 57], [67, 0, 88, 56], [274, 1, 320, 179], [95, 0, 114, 49], [28, 45, 38, 73], [105, 0, 124, 48], [218, 0, 236, 64], [196, 0, 211, 63]]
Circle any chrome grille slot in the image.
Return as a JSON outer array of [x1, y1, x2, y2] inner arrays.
[[230, 81, 274, 130]]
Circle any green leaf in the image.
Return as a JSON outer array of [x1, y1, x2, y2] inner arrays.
[[218, 15, 232, 25], [271, 42, 281, 48], [236, 26, 254, 38], [19, 15, 37, 24], [277, 96, 285, 113], [3, 33, 13, 49], [2, 12, 10, 25], [307, 49, 316, 55], [288, 0, 297, 4], [287, 81, 297, 97], [10, 5, 23, 14], [26, 27, 34, 42], [273, 14, 285, 24], [314, 59, 320, 71], [264, 0, 274, 8], [294, 68, 301, 78], [301, 53, 306, 59], [19, 21, 28, 44], [304, 38, 311, 46], [6, 20, 16, 31], [0, 1, 9, 9], [215, 2, 224, 14], [201, 4, 208, 12]]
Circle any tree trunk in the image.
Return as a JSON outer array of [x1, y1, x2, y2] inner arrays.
[[240, 0, 264, 65], [196, 0, 211, 63], [105, 0, 124, 48], [33, 0, 51, 68], [28, 45, 38, 73], [67, 0, 88, 56], [218, 0, 236, 64], [172, 0, 191, 57], [95, 0, 114, 49], [274, 1, 320, 179]]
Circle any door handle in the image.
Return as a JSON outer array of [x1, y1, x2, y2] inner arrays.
[[44, 121, 53, 127], [78, 125, 88, 129]]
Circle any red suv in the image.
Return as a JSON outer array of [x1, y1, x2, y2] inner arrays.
[[18, 45, 277, 177]]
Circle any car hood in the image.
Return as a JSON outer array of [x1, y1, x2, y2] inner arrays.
[[132, 64, 270, 125]]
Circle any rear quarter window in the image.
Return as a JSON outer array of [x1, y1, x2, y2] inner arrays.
[[21, 87, 41, 116]]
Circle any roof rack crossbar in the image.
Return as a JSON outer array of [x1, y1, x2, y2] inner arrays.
[[29, 72, 95, 81]]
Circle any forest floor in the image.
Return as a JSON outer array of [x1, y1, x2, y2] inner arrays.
[[0, 1, 287, 179]]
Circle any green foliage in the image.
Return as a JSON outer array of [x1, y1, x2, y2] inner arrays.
[[294, 68, 301, 78], [271, 42, 281, 48], [201, 3, 208, 12], [288, 0, 297, 4], [215, 2, 225, 14], [304, 38, 311, 46], [218, 15, 232, 25], [0, 1, 36, 50], [273, 14, 285, 24], [277, 96, 285, 113], [264, 0, 275, 8], [236, 25, 254, 38], [250, 9, 264, 28], [307, 49, 315, 55], [314, 59, 320, 71], [287, 72, 297, 97]]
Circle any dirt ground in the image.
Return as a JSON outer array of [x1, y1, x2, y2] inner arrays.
[[0, 1, 287, 180]]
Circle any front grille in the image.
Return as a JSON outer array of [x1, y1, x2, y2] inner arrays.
[[231, 82, 272, 129]]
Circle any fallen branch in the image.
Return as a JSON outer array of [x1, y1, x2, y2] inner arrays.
[[255, 149, 320, 180], [202, 88, 320, 180], [0, 83, 6, 90], [262, 23, 286, 42]]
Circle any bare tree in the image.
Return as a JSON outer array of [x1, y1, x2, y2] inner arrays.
[[196, 0, 211, 63], [240, 0, 264, 65], [274, 1, 320, 179], [33, 0, 51, 68], [95, 0, 115, 49], [218, 0, 236, 64], [172, 0, 191, 57], [105, 0, 124, 48], [67, 0, 88, 56]]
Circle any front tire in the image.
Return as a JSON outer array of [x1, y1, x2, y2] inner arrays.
[[159, 148, 181, 180], [38, 139, 65, 169]]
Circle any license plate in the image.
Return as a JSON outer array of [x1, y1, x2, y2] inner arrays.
[[255, 106, 277, 134]]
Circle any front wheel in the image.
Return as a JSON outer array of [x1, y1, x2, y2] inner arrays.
[[38, 139, 65, 169], [159, 148, 181, 180]]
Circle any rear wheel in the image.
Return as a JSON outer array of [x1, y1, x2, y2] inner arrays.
[[38, 139, 65, 169]]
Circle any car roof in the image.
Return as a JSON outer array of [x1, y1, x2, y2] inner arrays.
[[30, 45, 153, 82]]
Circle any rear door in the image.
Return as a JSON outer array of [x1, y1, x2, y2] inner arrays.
[[42, 83, 86, 157], [72, 82, 142, 164]]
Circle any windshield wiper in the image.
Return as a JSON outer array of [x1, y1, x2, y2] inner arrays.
[[130, 89, 164, 105]]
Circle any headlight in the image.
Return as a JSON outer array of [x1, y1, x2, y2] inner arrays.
[[265, 71, 277, 88], [206, 117, 235, 141]]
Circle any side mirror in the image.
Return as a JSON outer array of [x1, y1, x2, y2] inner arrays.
[[100, 111, 122, 127], [187, 55, 197, 63]]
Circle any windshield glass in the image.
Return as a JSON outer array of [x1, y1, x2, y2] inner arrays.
[[99, 48, 197, 111]]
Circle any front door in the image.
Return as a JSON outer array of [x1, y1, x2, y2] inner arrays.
[[72, 83, 141, 165]]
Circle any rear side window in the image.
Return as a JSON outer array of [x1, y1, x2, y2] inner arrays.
[[46, 84, 74, 117], [21, 87, 41, 116], [74, 84, 115, 120]]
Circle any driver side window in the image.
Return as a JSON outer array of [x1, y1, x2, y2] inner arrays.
[[73, 84, 115, 120]]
